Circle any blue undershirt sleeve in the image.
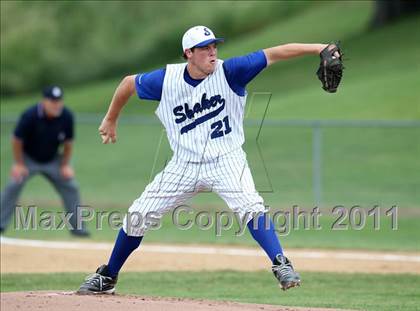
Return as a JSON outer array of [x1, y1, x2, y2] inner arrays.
[[222, 50, 267, 96], [135, 68, 166, 101]]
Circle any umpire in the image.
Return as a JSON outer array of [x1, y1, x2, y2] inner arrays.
[[0, 86, 89, 236]]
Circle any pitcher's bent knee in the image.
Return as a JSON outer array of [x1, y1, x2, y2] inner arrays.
[[234, 203, 268, 224], [122, 211, 160, 237]]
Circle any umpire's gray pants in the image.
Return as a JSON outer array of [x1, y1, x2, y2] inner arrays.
[[0, 155, 86, 233]]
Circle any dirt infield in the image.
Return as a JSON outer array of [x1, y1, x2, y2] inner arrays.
[[1, 239, 420, 274], [1, 238, 419, 311], [1, 291, 353, 311]]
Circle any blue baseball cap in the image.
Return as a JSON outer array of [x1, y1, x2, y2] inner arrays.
[[43, 86, 63, 100]]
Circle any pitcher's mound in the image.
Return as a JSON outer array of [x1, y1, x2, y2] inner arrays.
[[1, 291, 347, 311]]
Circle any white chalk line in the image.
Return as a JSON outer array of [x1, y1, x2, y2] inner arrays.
[[1, 236, 420, 263]]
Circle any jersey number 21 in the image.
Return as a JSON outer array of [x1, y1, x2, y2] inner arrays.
[[210, 116, 232, 139]]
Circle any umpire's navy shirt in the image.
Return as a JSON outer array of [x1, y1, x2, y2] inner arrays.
[[14, 104, 74, 163]]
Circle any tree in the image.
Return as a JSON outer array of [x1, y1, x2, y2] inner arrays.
[[370, 0, 420, 29]]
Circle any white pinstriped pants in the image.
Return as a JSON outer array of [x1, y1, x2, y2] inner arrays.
[[123, 148, 266, 236]]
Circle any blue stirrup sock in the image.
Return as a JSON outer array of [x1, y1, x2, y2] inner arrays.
[[106, 214, 281, 276], [247, 213, 283, 263], [107, 228, 143, 277]]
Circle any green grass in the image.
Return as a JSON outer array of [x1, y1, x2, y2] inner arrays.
[[1, 123, 419, 207], [2, 205, 419, 252], [1, 4, 419, 252], [1, 1, 315, 94], [1, 271, 420, 311], [3, 2, 420, 119]]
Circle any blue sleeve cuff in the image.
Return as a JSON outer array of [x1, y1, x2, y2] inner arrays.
[[135, 73, 144, 100], [134, 68, 165, 101], [259, 49, 268, 68], [223, 50, 268, 96]]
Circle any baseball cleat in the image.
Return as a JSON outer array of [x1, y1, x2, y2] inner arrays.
[[77, 264, 118, 295], [272, 254, 301, 291]]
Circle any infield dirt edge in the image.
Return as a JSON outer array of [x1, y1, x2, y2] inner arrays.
[[0, 291, 356, 311]]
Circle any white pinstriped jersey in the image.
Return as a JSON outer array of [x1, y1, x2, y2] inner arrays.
[[123, 59, 268, 236], [156, 60, 247, 162]]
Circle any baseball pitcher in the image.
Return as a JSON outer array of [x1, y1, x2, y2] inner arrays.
[[77, 26, 343, 294]]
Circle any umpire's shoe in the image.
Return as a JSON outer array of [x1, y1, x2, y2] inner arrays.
[[272, 254, 301, 291], [77, 264, 117, 295]]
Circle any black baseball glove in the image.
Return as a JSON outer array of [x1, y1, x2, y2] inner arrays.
[[316, 42, 344, 93]]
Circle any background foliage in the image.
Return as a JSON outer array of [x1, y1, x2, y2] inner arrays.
[[1, 1, 314, 95]]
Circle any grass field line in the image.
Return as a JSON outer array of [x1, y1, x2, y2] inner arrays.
[[2, 236, 419, 263]]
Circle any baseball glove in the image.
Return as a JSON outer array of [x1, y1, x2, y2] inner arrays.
[[316, 42, 344, 93]]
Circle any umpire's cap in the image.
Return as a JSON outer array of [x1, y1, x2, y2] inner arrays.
[[43, 86, 63, 100]]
